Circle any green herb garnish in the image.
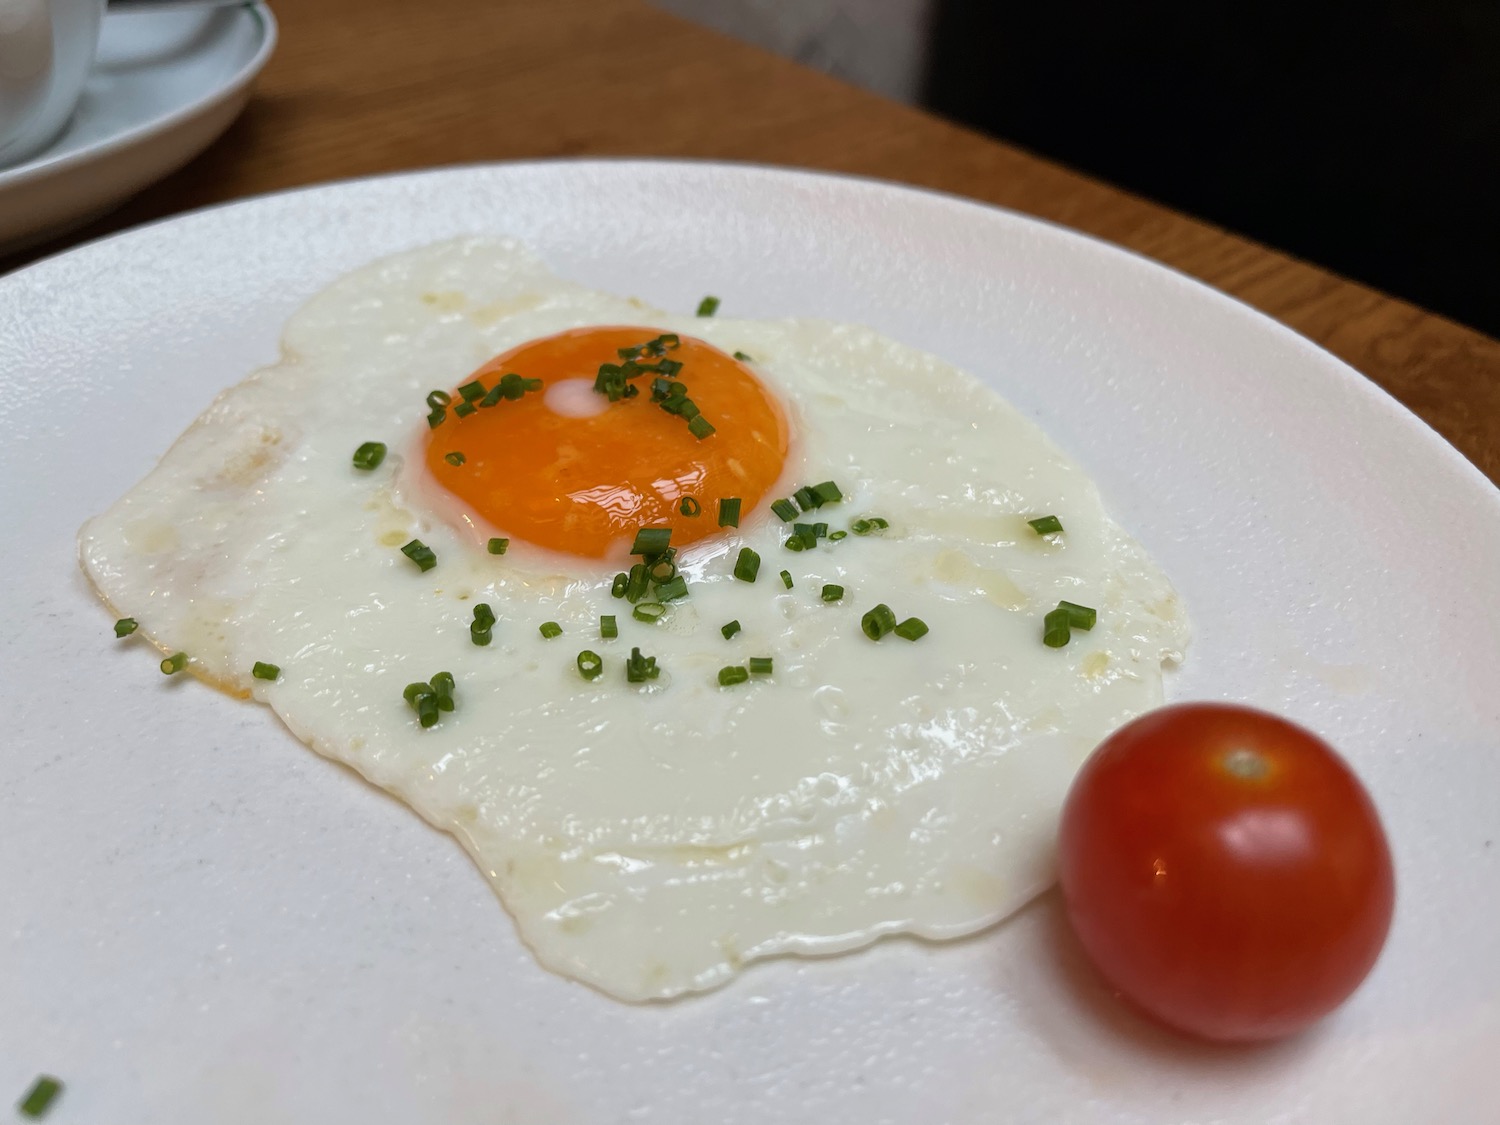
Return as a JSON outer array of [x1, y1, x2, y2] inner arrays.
[[18, 1075, 62, 1119], [114, 617, 138, 638], [577, 650, 604, 681], [748, 657, 773, 675], [1043, 607, 1072, 648], [779, 570, 793, 588], [632, 602, 667, 623], [733, 547, 761, 583], [443, 451, 466, 466], [487, 537, 509, 555], [718, 665, 748, 686], [470, 603, 496, 646], [721, 619, 742, 640], [539, 621, 563, 639], [679, 496, 702, 517], [860, 604, 898, 641], [352, 441, 387, 470], [894, 617, 929, 641], [1028, 515, 1064, 536], [655, 575, 690, 601], [696, 295, 721, 317], [160, 652, 188, 675], [631, 526, 673, 559], [600, 614, 618, 639], [1058, 600, 1097, 630], [718, 497, 742, 527], [821, 584, 845, 602], [733, 350, 753, 361], [251, 661, 281, 680], [770, 498, 799, 522], [626, 646, 660, 683], [401, 539, 437, 572]]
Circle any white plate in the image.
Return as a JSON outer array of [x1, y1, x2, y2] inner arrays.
[[0, 2, 275, 254], [2, 162, 1496, 1125]]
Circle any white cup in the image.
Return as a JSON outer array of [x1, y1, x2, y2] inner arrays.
[[0, 0, 107, 169]]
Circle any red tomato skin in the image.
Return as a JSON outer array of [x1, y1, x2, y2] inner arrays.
[[1057, 703, 1395, 1042]]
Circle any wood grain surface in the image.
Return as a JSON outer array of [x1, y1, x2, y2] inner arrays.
[[16, 0, 1500, 484]]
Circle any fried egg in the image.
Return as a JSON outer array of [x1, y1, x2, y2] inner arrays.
[[79, 238, 1188, 1000]]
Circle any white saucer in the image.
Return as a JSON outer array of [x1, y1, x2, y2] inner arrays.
[[0, 1, 276, 254]]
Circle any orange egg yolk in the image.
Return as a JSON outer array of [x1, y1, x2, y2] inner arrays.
[[423, 326, 791, 559]]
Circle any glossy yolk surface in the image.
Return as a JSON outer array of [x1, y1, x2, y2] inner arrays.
[[423, 326, 791, 559]]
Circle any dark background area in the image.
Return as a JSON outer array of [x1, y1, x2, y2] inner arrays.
[[924, 2, 1500, 337]]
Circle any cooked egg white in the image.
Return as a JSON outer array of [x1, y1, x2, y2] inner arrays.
[[79, 239, 1188, 1000]]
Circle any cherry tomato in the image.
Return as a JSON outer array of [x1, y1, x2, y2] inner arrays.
[[1057, 702, 1394, 1042]]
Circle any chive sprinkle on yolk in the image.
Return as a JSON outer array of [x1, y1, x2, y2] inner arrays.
[[423, 326, 789, 560]]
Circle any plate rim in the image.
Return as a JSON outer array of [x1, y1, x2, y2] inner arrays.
[[0, 1, 277, 192]]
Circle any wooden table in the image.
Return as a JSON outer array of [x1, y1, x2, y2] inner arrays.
[[23, 0, 1500, 485]]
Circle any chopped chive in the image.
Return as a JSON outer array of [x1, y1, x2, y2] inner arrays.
[[894, 617, 929, 641], [610, 572, 628, 598], [784, 536, 805, 552], [779, 569, 793, 589], [860, 604, 898, 641], [470, 603, 496, 646], [793, 486, 818, 512], [679, 496, 702, 517], [717, 497, 742, 527], [626, 646, 660, 683], [688, 415, 716, 439], [632, 602, 667, 623], [625, 562, 651, 602], [733, 350, 753, 361], [453, 401, 477, 418], [426, 407, 447, 429], [748, 656, 773, 675], [251, 661, 281, 681], [443, 451, 466, 466], [851, 516, 889, 535], [479, 383, 505, 408], [458, 380, 486, 403], [431, 671, 455, 711], [770, 498, 799, 522], [1058, 600, 1097, 630], [18, 1075, 62, 1119], [577, 650, 604, 681], [403, 681, 433, 706], [539, 621, 563, 639], [426, 390, 452, 409], [656, 358, 683, 375], [789, 524, 820, 550], [821, 584, 845, 602], [718, 664, 749, 686], [401, 539, 437, 572], [1043, 607, 1072, 648], [114, 617, 138, 638], [696, 295, 721, 317], [733, 547, 761, 583], [655, 575, 690, 601], [487, 537, 509, 555], [160, 652, 188, 675], [522, 377, 543, 392], [811, 481, 843, 505], [812, 522, 829, 540], [721, 619, 742, 640], [600, 614, 618, 639], [647, 557, 678, 584], [1028, 515, 1064, 536], [631, 526, 673, 559], [352, 441, 387, 470], [828, 530, 847, 541], [417, 694, 440, 727]]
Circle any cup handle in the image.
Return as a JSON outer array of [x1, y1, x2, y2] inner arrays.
[[0, 0, 55, 150]]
